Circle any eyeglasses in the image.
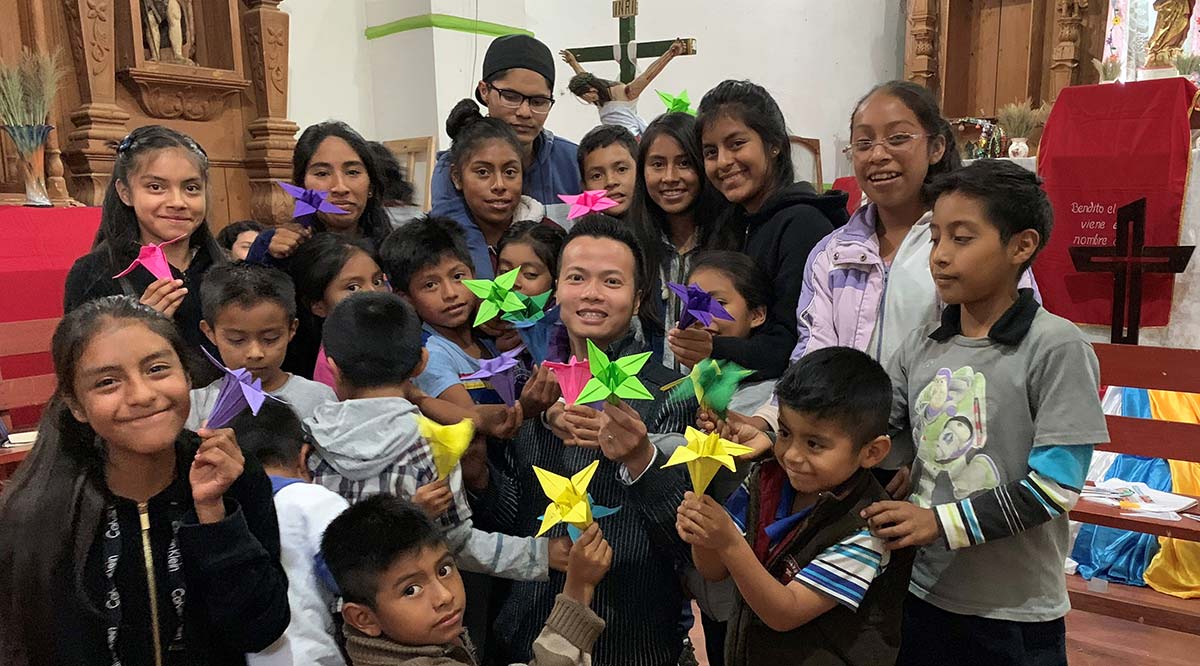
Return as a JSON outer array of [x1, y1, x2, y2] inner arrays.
[[486, 83, 555, 115], [842, 133, 929, 156]]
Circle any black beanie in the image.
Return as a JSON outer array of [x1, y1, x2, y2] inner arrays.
[[474, 35, 556, 104]]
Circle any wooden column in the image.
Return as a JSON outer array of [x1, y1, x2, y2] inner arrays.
[[26, 0, 73, 204], [906, 0, 940, 92], [242, 0, 297, 226], [1050, 0, 1088, 99], [62, 0, 130, 205]]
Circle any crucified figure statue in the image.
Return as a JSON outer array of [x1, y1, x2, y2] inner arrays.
[[143, 0, 196, 65]]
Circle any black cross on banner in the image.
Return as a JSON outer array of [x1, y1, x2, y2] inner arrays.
[[1069, 198, 1195, 345]]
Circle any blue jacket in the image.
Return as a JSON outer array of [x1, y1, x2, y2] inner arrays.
[[431, 129, 581, 278]]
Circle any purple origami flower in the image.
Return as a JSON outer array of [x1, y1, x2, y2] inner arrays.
[[668, 282, 735, 330], [277, 181, 349, 220], [200, 348, 285, 428], [459, 346, 525, 407]]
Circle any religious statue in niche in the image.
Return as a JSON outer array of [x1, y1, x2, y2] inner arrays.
[[142, 0, 197, 65], [1147, 0, 1197, 67]]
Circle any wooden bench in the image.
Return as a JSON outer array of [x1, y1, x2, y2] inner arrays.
[[1067, 343, 1200, 633], [0, 317, 58, 484]]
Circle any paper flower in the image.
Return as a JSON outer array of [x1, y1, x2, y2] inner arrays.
[[534, 460, 621, 540], [516, 304, 560, 366], [276, 181, 349, 219], [459, 346, 525, 407], [503, 291, 552, 327], [418, 416, 475, 480], [663, 427, 756, 495], [199, 348, 285, 429], [657, 89, 695, 115], [112, 234, 187, 281], [667, 358, 755, 418], [544, 355, 591, 405], [464, 267, 526, 327], [558, 190, 618, 220], [668, 282, 735, 330], [576, 339, 653, 406]]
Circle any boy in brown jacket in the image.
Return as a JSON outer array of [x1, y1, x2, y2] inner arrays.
[[321, 494, 610, 665]]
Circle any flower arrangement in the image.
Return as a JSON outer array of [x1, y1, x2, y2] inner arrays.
[[996, 99, 1052, 140], [0, 49, 61, 206], [1092, 55, 1122, 82], [1172, 52, 1200, 77]]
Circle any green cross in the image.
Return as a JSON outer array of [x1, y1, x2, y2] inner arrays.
[[564, 3, 695, 83]]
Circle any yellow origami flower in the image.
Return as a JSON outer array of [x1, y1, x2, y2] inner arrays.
[[533, 460, 620, 539], [663, 427, 756, 495], [419, 416, 475, 480]]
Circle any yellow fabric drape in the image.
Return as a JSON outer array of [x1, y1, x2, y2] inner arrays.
[[1143, 390, 1200, 598]]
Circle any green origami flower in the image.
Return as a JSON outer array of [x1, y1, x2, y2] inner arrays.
[[657, 89, 695, 115], [463, 267, 526, 327], [576, 339, 654, 405], [502, 290, 552, 326]]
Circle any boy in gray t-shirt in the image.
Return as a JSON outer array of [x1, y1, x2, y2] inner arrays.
[[862, 160, 1108, 666], [187, 262, 336, 431]]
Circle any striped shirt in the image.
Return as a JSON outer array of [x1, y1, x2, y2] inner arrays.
[[794, 528, 889, 611]]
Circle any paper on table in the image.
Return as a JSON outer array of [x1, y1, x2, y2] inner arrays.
[[1081, 478, 1197, 513]]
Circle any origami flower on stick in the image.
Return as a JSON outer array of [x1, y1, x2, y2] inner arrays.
[[276, 181, 349, 220], [459, 346, 525, 407], [464, 267, 526, 327], [419, 416, 475, 480], [657, 89, 695, 115], [668, 282, 735, 330], [558, 190, 619, 220], [112, 234, 187, 281], [667, 358, 755, 418], [663, 427, 756, 495], [576, 339, 653, 406], [544, 355, 591, 405], [534, 460, 621, 540], [199, 348, 285, 429]]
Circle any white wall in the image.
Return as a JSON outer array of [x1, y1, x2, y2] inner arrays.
[[282, 0, 377, 137], [286, 0, 908, 181], [525, 0, 908, 182]]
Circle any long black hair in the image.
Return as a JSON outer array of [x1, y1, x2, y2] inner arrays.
[[292, 121, 393, 249], [93, 125, 223, 270], [289, 233, 380, 315], [851, 80, 961, 194], [695, 80, 795, 250], [626, 112, 727, 285], [0, 297, 190, 665]]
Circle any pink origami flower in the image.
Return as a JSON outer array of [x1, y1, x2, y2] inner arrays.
[[558, 190, 618, 220], [544, 356, 591, 405], [112, 234, 188, 281]]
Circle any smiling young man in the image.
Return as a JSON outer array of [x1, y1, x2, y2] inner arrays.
[[431, 35, 583, 278]]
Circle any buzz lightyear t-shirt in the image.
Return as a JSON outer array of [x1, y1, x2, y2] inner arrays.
[[887, 297, 1108, 622]]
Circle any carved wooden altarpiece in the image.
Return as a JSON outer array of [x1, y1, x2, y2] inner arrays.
[[0, 0, 299, 228]]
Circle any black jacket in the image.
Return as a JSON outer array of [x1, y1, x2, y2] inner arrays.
[[63, 243, 220, 381], [726, 463, 913, 666], [55, 431, 290, 665], [712, 182, 847, 379]]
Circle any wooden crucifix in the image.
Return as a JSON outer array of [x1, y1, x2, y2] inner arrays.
[[1069, 198, 1195, 345], [564, 0, 697, 83]]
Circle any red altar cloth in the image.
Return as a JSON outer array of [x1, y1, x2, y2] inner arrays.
[[1036, 78, 1197, 327], [0, 206, 101, 427]]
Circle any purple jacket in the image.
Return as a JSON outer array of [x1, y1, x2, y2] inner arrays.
[[791, 203, 1038, 363]]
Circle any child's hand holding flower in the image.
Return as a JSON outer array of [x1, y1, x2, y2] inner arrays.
[[191, 427, 245, 523], [676, 491, 740, 554]]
